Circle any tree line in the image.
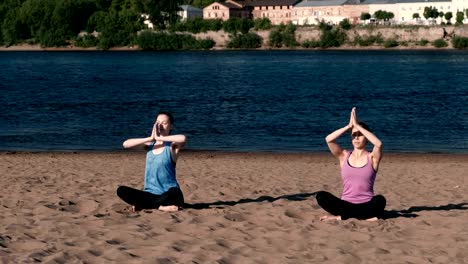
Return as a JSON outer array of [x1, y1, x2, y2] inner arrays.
[[0, 0, 184, 48], [1, 0, 467, 49]]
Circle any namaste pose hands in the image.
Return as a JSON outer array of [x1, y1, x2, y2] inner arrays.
[[348, 107, 358, 129]]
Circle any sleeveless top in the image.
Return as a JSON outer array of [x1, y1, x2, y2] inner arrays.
[[341, 151, 376, 204], [143, 142, 179, 195]]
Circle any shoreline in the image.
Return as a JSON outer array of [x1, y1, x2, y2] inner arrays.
[[2, 149, 468, 155], [0, 43, 461, 51]]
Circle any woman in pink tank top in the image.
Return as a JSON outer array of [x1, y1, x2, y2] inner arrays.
[[315, 107, 386, 221]]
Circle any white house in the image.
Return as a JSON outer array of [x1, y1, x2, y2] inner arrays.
[[178, 5, 203, 21], [292, 0, 350, 25]]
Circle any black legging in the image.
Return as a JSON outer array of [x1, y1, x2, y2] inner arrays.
[[315, 191, 386, 220], [117, 186, 184, 210]]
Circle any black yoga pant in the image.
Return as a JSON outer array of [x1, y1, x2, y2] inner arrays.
[[117, 186, 184, 209], [315, 191, 386, 220]]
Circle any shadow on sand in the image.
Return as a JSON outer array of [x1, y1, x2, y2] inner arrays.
[[382, 202, 468, 219], [184, 192, 318, 209], [185, 193, 467, 221]]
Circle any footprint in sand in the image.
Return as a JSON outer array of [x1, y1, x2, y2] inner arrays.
[[76, 200, 100, 214], [87, 249, 102, 256], [224, 213, 246, 222], [0, 234, 11, 248], [284, 209, 304, 220], [57, 200, 79, 213]]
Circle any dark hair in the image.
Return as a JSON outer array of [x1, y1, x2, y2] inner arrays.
[[358, 121, 371, 132], [156, 111, 174, 124]]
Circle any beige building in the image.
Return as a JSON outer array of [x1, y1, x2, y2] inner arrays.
[[203, 1, 250, 20], [292, 0, 351, 25], [399, 0, 468, 24], [292, 0, 467, 25], [249, 0, 302, 25]]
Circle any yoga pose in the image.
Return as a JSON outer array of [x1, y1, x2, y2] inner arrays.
[[316, 107, 386, 221], [117, 111, 186, 212]]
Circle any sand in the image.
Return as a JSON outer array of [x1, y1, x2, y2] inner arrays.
[[1, 151, 467, 263]]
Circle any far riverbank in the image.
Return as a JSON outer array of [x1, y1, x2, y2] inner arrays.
[[2, 25, 468, 51]]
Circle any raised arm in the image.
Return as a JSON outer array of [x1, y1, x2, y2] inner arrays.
[[122, 136, 153, 150], [325, 109, 354, 161], [352, 109, 383, 170], [325, 125, 351, 158], [122, 123, 157, 150]]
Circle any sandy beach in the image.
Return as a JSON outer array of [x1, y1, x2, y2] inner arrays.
[[1, 151, 467, 263]]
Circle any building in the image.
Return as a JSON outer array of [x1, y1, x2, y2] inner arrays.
[[203, 0, 251, 20], [248, 0, 302, 25], [292, 0, 350, 25], [291, 0, 467, 25], [179, 5, 203, 21]]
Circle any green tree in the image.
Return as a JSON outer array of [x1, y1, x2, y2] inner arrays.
[[267, 22, 297, 48], [317, 20, 346, 48], [227, 32, 262, 49], [444, 12, 452, 24], [374, 10, 394, 23], [1, 8, 28, 46], [360, 12, 371, 21], [96, 9, 142, 49], [253, 18, 272, 30], [423, 6, 439, 22], [433, 38, 448, 48], [19, 0, 55, 39], [452, 36, 468, 49], [87, 11, 107, 33], [339, 18, 352, 30], [136, 0, 184, 30], [455, 11, 464, 25], [268, 30, 282, 47], [223, 17, 253, 34]]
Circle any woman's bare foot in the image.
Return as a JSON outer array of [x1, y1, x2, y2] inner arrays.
[[158, 205, 179, 212], [365, 217, 378, 222], [320, 215, 342, 221]]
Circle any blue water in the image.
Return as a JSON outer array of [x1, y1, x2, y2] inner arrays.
[[0, 50, 467, 153]]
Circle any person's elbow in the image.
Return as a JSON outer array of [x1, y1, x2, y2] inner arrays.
[[325, 136, 334, 143], [179, 135, 187, 144], [374, 140, 383, 149], [122, 140, 131, 149]]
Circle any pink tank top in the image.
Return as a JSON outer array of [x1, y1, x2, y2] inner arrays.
[[341, 151, 376, 204]]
